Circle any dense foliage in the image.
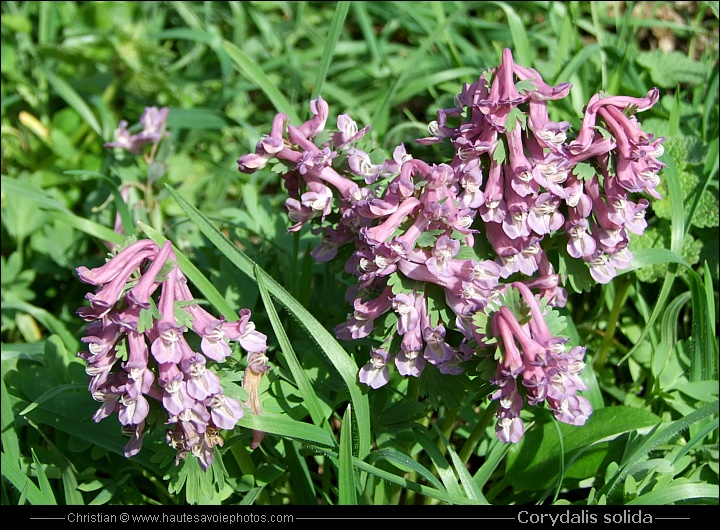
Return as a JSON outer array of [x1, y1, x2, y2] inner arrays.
[[1, 1, 718, 508]]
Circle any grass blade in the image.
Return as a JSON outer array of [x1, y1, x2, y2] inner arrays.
[[30, 448, 57, 505], [0, 376, 20, 467], [311, 1, 350, 101], [492, 1, 533, 67], [255, 265, 331, 433], [42, 69, 102, 137], [19, 383, 86, 416], [1, 451, 49, 505], [237, 412, 336, 448], [283, 439, 318, 505], [222, 40, 300, 124], [2, 301, 79, 353], [338, 405, 357, 505], [600, 399, 719, 498], [367, 449, 447, 493], [324, 449, 484, 505], [626, 483, 719, 505]]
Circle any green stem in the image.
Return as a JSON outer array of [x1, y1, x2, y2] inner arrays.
[[593, 278, 631, 370], [436, 406, 459, 456], [458, 401, 498, 465]]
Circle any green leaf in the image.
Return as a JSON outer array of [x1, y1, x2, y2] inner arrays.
[[492, 139, 507, 164], [515, 79, 537, 95], [636, 50, 707, 88], [572, 162, 596, 181], [505, 107, 527, 133], [505, 406, 662, 490], [415, 229, 445, 248]]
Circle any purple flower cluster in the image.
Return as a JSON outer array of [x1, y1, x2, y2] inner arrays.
[[104, 106, 170, 154], [236, 49, 663, 442], [76, 239, 269, 469]]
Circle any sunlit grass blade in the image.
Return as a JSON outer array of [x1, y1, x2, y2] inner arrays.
[[447, 442, 488, 504], [672, 416, 719, 464], [626, 483, 719, 505], [370, 6, 467, 136], [345, 450, 483, 505], [255, 266, 331, 433], [368, 449, 447, 493], [0, 376, 20, 467], [164, 185, 371, 459], [222, 40, 301, 124], [62, 464, 84, 505], [599, 399, 719, 498], [472, 438, 510, 490], [650, 292, 691, 390], [414, 429, 463, 497], [689, 266, 718, 383], [352, 2, 381, 64], [64, 170, 134, 236], [393, 67, 478, 104], [1, 451, 51, 505], [31, 448, 57, 505], [239, 486, 265, 505], [431, 421, 488, 504], [618, 248, 690, 273], [492, 1, 533, 67], [338, 404, 357, 505], [311, 1, 350, 101], [237, 412, 336, 448]]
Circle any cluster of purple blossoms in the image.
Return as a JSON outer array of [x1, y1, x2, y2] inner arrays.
[[76, 238, 269, 469], [236, 48, 663, 442], [104, 106, 170, 154]]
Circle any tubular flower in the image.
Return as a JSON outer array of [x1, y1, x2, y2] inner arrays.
[[236, 48, 662, 443]]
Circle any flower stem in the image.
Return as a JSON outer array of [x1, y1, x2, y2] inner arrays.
[[458, 401, 498, 465], [593, 277, 631, 370]]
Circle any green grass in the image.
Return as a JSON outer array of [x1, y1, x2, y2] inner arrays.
[[1, 0, 718, 509]]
